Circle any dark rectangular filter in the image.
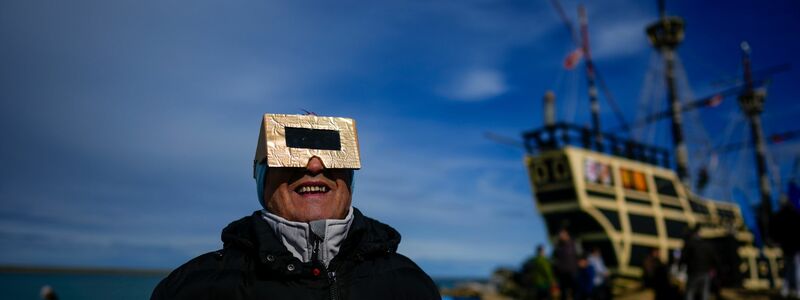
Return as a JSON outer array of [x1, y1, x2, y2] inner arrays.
[[285, 127, 342, 150]]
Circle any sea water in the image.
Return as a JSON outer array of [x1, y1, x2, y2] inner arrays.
[[0, 272, 163, 300]]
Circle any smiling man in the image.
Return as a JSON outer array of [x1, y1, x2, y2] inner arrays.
[[151, 113, 439, 300]]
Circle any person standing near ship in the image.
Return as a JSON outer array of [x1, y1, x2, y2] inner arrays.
[[521, 244, 556, 299], [151, 113, 439, 300], [771, 197, 800, 298], [679, 226, 717, 300], [587, 247, 610, 300], [552, 228, 578, 300], [574, 254, 595, 300]]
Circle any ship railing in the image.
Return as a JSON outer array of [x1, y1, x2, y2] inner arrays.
[[522, 122, 672, 168]]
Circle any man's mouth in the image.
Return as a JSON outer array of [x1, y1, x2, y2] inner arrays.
[[294, 182, 330, 195]]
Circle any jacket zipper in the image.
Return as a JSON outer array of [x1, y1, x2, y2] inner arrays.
[[327, 270, 339, 300], [312, 235, 340, 300]]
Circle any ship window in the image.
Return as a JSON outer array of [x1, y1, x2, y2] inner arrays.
[[717, 208, 735, 220], [626, 197, 651, 206], [530, 156, 572, 187], [621, 168, 649, 192], [664, 219, 688, 238], [629, 213, 658, 235], [587, 190, 616, 201], [584, 159, 613, 186], [654, 176, 678, 197], [630, 245, 655, 267], [689, 198, 710, 215], [660, 201, 684, 211], [544, 211, 605, 236], [536, 189, 577, 205], [599, 208, 621, 231]]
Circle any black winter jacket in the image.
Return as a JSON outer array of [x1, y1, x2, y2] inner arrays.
[[151, 208, 440, 299]]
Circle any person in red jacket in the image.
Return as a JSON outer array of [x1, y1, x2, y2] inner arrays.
[[151, 114, 439, 300]]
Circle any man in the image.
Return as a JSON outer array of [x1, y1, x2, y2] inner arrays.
[[643, 248, 675, 300], [772, 197, 800, 298], [552, 228, 578, 300], [151, 113, 440, 300], [642, 248, 660, 290], [574, 254, 594, 300], [521, 244, 555, 300], [587, 247, 610, 300], [679, 226, 716, 300]]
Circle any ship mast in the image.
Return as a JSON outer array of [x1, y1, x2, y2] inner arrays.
[[646, 0, 689, 186], [578, 5, 602, 150], [737, 41, 773, 240]]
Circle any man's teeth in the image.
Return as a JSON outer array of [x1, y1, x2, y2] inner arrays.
[[298, 186, 328, 193]]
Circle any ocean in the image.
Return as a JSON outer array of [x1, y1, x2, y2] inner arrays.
[[0, 272, 163, 300], [0, 270, 481, 300]]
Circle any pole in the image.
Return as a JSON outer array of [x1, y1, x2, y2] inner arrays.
[[579, 5, 602, 150], [738, 41, 772, 241], [646, 10, 689, 185], [544, 90, 556, 126]]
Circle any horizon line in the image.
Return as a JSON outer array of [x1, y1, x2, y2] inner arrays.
[[0, 264, 169, 276]]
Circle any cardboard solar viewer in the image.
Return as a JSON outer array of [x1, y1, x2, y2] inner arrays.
[[253, 113, 361, 177]]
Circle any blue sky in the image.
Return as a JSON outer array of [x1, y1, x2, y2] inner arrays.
[[1, 0, 799, 278]]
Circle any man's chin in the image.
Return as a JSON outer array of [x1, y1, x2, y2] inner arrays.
[[286, 199, 329, 221]]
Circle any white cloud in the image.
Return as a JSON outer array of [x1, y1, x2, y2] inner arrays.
[[344, 116, 547, 276], [438, 69, 508, 101], [590, 18, 651, 60], [0, 0, 559, 275]]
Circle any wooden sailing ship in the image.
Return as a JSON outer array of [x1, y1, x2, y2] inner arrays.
[[523, 123, 782, 290], [521, 0, 785, 292]]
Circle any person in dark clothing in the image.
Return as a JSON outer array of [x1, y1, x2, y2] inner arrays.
[[643, 248, 676, 300], [552, 228, 578, 300], [40, 285, 58, 300], [772, 198, 800, 298], [574, 255, 595, 300], [521, 245, 555, 300], [151, 114, 439, 300], [642, 248, 659, 290], [680, 226, 717, 300]]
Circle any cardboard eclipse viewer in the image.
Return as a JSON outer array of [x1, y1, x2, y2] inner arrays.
[[253, 114, 361, 178]]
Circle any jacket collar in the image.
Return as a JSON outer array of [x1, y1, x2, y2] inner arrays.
[[221, 207, 401, 276], [259, 207, 353, 268]]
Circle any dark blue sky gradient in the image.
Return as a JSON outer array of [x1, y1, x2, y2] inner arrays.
[[1, 0, 798, 277]]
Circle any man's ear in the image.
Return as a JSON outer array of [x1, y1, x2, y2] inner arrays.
[[256, 163, 269, 209]]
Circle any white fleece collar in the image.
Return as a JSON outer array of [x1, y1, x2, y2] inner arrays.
[[260, 207, 353, 267]]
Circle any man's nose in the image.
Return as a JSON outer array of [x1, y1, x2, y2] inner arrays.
[[305, 156, 325, 174]]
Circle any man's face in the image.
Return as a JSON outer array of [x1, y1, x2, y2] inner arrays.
[[578, 258, 588, 268], [558, 229, 570, 241], [263, 156, 353, 222]]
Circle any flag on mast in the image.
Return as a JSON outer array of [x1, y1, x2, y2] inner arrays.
[[563, 48, 583, 70]]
